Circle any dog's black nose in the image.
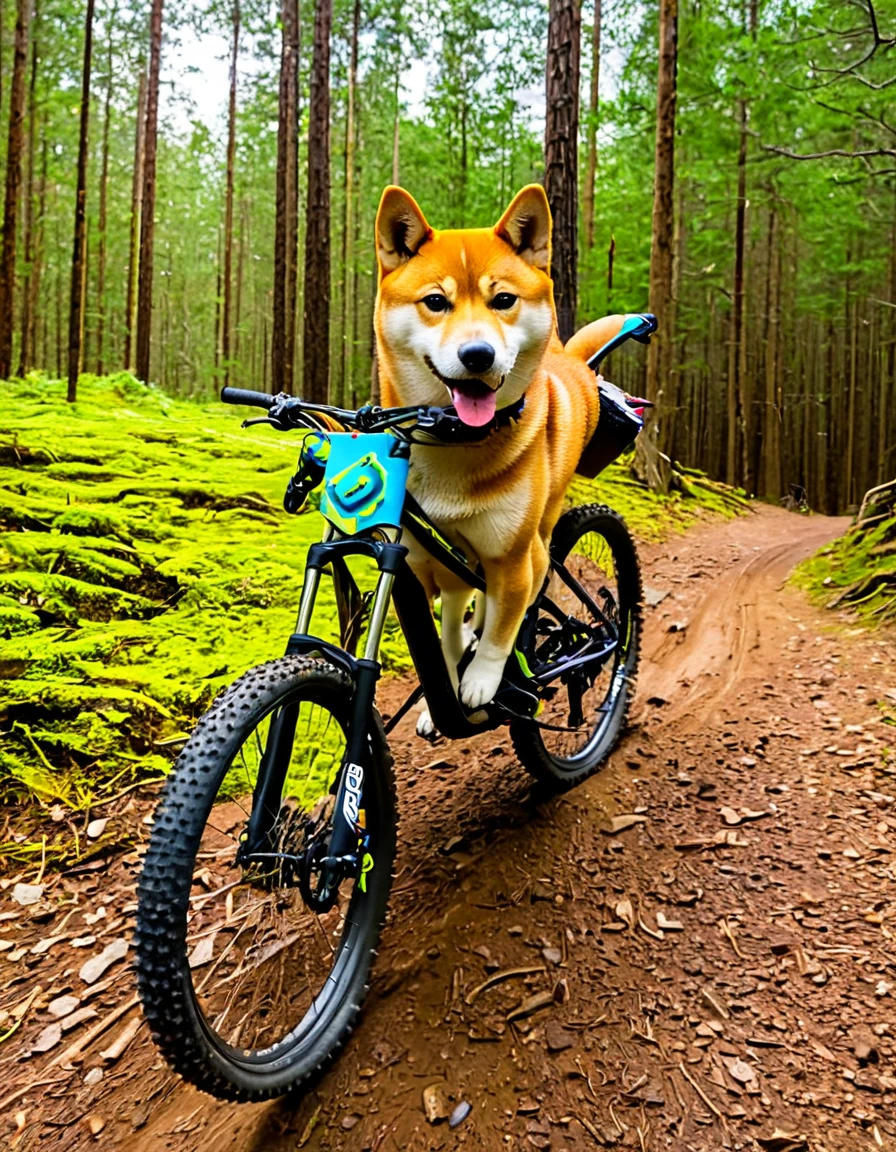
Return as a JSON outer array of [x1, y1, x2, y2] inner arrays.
[[457, 341, 495, 375]]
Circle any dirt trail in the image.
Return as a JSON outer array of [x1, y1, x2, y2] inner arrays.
[[6, 505, 896, 1152]]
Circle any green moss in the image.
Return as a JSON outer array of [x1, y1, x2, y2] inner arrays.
[[794, 513, 896, 627], [0, 375, 742, 866]]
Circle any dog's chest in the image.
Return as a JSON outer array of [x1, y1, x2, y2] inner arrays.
[[406, 449, 529, 559]]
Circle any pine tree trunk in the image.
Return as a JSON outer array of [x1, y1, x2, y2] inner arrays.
[[302, 0, 331, 405], [582, 0, 601, 250], [639, 0, 677, 492], [272, 0, 299, 394], [95, 28, 113, 375], [336, 0, 359, 409], [392, 69, 400, 185], [124, 68, 146, 371], [17, 0, 38, 378], [727, 97, 748, 487], [222, 0, 239, 386], [67, 0, 95, 403], [30, 133, 47, 368], [135, 0, 163, 384], [762, 205, 782, 499], [544, 0, 581, 343], [0, 0, 32, 378]]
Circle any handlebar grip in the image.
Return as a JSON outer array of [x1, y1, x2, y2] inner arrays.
[[220, 387, 277, 409]]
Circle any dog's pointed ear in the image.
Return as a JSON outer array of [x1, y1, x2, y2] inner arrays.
[[376, 187, 432, 274], [495, 185, 552, 273]]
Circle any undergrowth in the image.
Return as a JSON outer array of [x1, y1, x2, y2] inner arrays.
[[795, 506, 896, 629], [1, 374, 743, 867]]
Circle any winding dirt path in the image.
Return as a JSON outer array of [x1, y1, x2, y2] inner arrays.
[[6, 505, 896, 1152]]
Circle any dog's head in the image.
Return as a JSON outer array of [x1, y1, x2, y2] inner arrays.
[[374, 185, 555, 427]]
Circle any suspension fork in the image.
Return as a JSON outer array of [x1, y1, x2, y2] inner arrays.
[[324, 535, 404, 878]]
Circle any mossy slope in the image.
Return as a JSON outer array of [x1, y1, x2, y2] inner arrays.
[[1, 375, 742, 861]]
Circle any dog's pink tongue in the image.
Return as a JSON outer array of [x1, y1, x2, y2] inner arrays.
[[451, 386, 497, 427]]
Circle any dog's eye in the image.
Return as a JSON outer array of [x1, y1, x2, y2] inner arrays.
[[490, 292, 518, 311], [421, 294, 451, 313]]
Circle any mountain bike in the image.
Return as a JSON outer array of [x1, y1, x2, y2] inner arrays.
[[135, 314, 655, 1101]]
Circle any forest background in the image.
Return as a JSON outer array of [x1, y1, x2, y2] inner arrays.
[[0, 0, 893, 515]]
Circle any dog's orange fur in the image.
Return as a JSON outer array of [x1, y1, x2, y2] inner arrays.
[[374, 184, 628, 718]]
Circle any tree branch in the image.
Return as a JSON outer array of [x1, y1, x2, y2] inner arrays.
[[761, 144, 896, 160]]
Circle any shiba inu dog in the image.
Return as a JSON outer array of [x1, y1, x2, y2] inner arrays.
[[375, 184, 626, 731]]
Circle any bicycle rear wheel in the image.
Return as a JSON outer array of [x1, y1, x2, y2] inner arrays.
[[510, 504, 641, 789], [135, 655, 396, 1101]]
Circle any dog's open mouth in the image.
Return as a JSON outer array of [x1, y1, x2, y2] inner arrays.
[[424, 357, 501, 428]]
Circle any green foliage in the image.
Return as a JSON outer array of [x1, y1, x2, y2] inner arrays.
[[795, 513, 896, 628]]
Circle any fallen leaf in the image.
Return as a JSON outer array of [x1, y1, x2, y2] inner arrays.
[[31, 1022, 62, 1054], [726, 1058, 756, 1084], [656, 912, 684, 931], [188, 935, 216, 969], [47, 995, 81, 1019], [87, 1115, 105, 1136], [79, 938, 128, 985], [86, 819, 108, 840], [12, 883, 44, 907], [720, 807, 742, 826], [31, 935, 66, 956], [61, 1007, 99, 1033]]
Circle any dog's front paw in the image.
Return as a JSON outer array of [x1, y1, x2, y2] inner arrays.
[[416, 707, 438, 740], [459, 656, 504, 710]]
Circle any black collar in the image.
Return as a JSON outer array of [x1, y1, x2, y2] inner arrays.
[[412, 396, 526, 444]]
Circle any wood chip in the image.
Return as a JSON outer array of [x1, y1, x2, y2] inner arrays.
[[79, 939, 128, 985], [700, 987, 730, 1020], [99, 1017, 142, 1063], [602, 814, 648, 835], [506, 990, 554, 1023]]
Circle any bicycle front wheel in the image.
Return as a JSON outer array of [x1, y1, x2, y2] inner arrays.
[[135, 655, 396, 1101], [510, 504, 642, 789]]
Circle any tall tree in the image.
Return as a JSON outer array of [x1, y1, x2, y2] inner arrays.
[[302, 0, 331, 404], [336, 0, 360, 409], [544, 0, 581, 343], [271, 0, 299, 394], [135, 0, 163, 384], [640, 0, 678, 491], [124, 67, 147, 371], [0, 0, 32, 378], [582, 0, 601, 250], [222, 0, 239, 386], [18, 0, 39, 378], [95, 22, 114, 375], [726, 0, 757, 489], [67, 0, 95, 403]]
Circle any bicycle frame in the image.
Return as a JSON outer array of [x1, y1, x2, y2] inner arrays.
[[246, 424, 623, 895]]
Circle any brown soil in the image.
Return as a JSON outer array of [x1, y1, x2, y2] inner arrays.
[[4, 505, 896, 1152]]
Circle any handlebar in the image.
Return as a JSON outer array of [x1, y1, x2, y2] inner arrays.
[[222, 313, 657, 438], [220, 387, 278, 410]]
